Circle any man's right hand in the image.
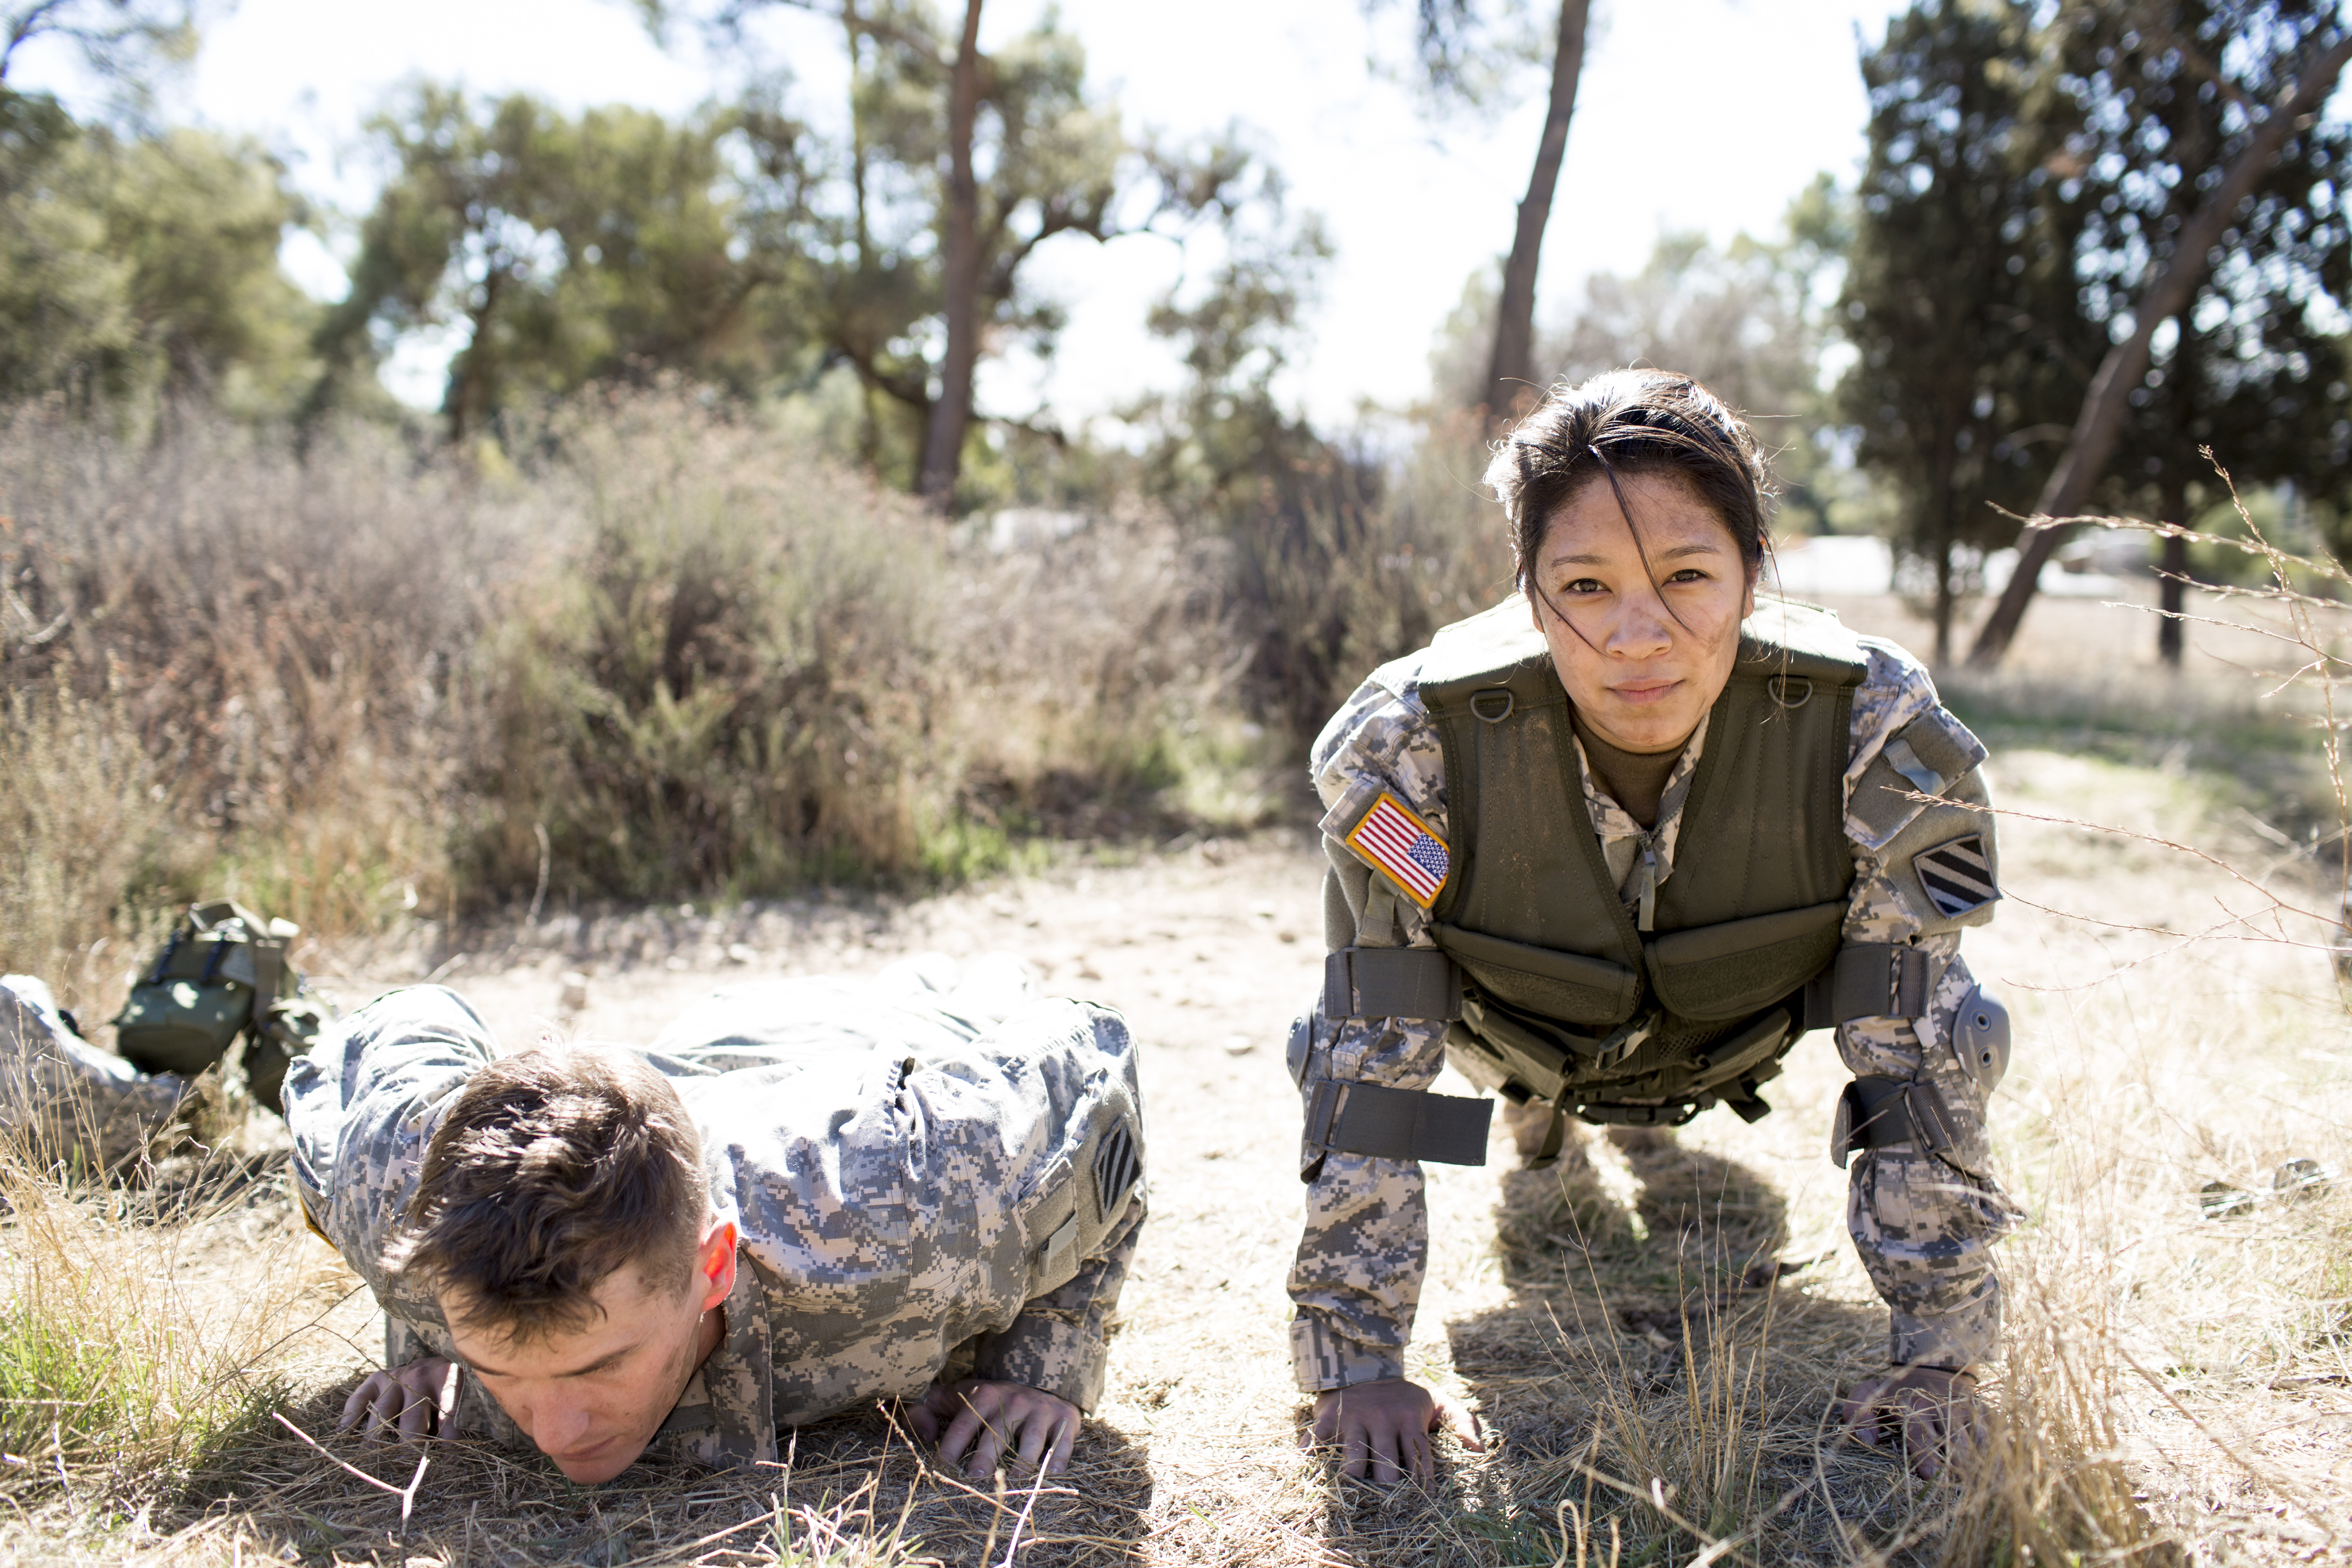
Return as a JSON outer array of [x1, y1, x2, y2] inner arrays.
[[1306, 1377, 1484, 1486], [338, 1356, 461, 1443]]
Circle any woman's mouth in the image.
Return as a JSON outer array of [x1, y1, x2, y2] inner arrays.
[[1610, 679, 1680, 707]]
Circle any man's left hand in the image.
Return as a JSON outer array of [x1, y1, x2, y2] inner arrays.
[[1838, 1366, 1984, 1478], [904, 1378, 1081, 1477]]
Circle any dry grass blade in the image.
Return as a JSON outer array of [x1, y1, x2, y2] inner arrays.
[[265, 1412, 429, 1529]]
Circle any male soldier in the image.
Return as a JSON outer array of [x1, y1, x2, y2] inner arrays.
[[288, 955, 1145, 1484]]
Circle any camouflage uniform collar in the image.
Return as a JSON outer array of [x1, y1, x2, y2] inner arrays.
[[655, 1146, 774, 1467], [655, 1243, 775, 1467]]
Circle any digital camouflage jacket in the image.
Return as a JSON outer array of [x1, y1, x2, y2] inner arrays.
[[286, 968, 1146, 1468], [1290, 602, 2018, 1390]]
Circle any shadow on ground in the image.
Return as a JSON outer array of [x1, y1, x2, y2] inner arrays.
[[1313, 1125, 1972, 1568]]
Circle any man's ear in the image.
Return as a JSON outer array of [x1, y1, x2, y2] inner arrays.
[[695, 1218, 738, 1313]]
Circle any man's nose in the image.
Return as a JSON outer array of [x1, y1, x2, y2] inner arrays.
[[531, 1390, 596, 1453]]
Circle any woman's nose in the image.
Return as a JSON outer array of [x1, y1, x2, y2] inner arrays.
[[1606, 591, 1675, 657]]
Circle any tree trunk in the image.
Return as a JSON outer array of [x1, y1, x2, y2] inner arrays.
[[1482, 0, 1590, 427], [1930, 441, 1958, 665], [448, 266, 506, 446], [2158, 329, 2196, 668], [2158, 509, 2190, 667], [1933, 536, 1954, 667], [1967, 31, 2352, 666], [917, 0, 986, 508]]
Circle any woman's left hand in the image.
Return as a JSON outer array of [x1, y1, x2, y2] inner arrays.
[[904, 1378, 1081, 1476], [1838, 1366, 1984, 1478]]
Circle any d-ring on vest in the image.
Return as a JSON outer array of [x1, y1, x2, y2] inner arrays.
[[1329, 598, 1880, 1161]]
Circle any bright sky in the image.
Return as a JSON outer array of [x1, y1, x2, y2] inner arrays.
[[15, 0, 1911, 427]]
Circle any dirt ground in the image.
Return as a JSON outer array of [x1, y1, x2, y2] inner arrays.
[[14, 586, 2352, 1565]]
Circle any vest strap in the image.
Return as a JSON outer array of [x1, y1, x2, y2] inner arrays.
[[1829, 944, 1931, 1022], [1306, 1080, 1492, 1166], [1324, 947, 1463, 1021], [1830, 1075, 1956, 1167]]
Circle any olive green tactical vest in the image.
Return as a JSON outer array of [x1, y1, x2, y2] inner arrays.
[[1421, 597, 1869, 1125]]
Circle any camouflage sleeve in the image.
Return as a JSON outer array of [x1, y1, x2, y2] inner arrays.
[[1839, 641, 2018, 1371], [1287, 1007, 1450, 1391], [1287, 667, 1455, 1392], [281, 985, 494, 1330], [972, 1194, 1145, 1411]]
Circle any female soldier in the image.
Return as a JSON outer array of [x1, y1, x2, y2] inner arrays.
[[1286, 370, 2016, 1484]]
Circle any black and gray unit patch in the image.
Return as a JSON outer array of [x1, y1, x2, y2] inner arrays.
[[1093, 1114, 1141, 1217], [1914, 834, 1998, 919]]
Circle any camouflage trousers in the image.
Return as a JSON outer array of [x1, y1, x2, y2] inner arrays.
[[0, 975, 188, 1170]]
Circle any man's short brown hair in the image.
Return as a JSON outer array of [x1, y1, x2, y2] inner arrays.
[[390, 1045, 709, 1341]]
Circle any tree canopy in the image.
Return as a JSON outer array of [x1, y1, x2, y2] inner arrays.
[[0, 84, 319, 418]]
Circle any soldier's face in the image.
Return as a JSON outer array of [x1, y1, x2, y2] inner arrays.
[[445, 1221, 737, 1484], [1527, 472, 1756, 755]]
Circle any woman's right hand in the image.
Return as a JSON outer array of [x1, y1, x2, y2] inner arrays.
[[1306, 1377, 1485, 1485], [338, 1356, 461, 1443]]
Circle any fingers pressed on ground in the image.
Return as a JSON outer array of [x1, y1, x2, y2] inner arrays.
[[336, 1377, 378, 1432], [1015, 1412, 1052, 1473], [1439, 1394, 1488, 1452], [367, 1379, 410, 1441], [1905, 1398, 1951, 1478], [1404, 1429, 1434, 1486], [937, 1404, 986, 1469], [966, 1418, 1008, 1477]]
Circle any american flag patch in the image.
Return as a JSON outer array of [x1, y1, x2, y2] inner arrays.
[[1346, 792, 1450, 908], [1915, 834, 1998, 919]]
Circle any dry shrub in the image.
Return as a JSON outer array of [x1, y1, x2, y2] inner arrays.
[[463, 396, 961, 899], [465, 393, 1238, 902], [0, 681, 173, 1017], [0, 402, 520, 997], [1221, 413, 1514, 748], [955, 506, 1247, 837], [0, 388, 1239, 991]]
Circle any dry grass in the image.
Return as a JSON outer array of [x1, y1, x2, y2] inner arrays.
[[0, 1123, 361, 1522]]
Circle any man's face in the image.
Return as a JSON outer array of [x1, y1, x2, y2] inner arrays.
[[443, 1222, 735, 1484]]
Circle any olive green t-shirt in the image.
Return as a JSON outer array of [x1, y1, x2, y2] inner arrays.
[[1571, 716, 1687, 830]]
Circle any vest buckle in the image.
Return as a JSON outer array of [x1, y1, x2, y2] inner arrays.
[[1470, 688, 1515, 723], [1767, 674, 1814, 708]]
